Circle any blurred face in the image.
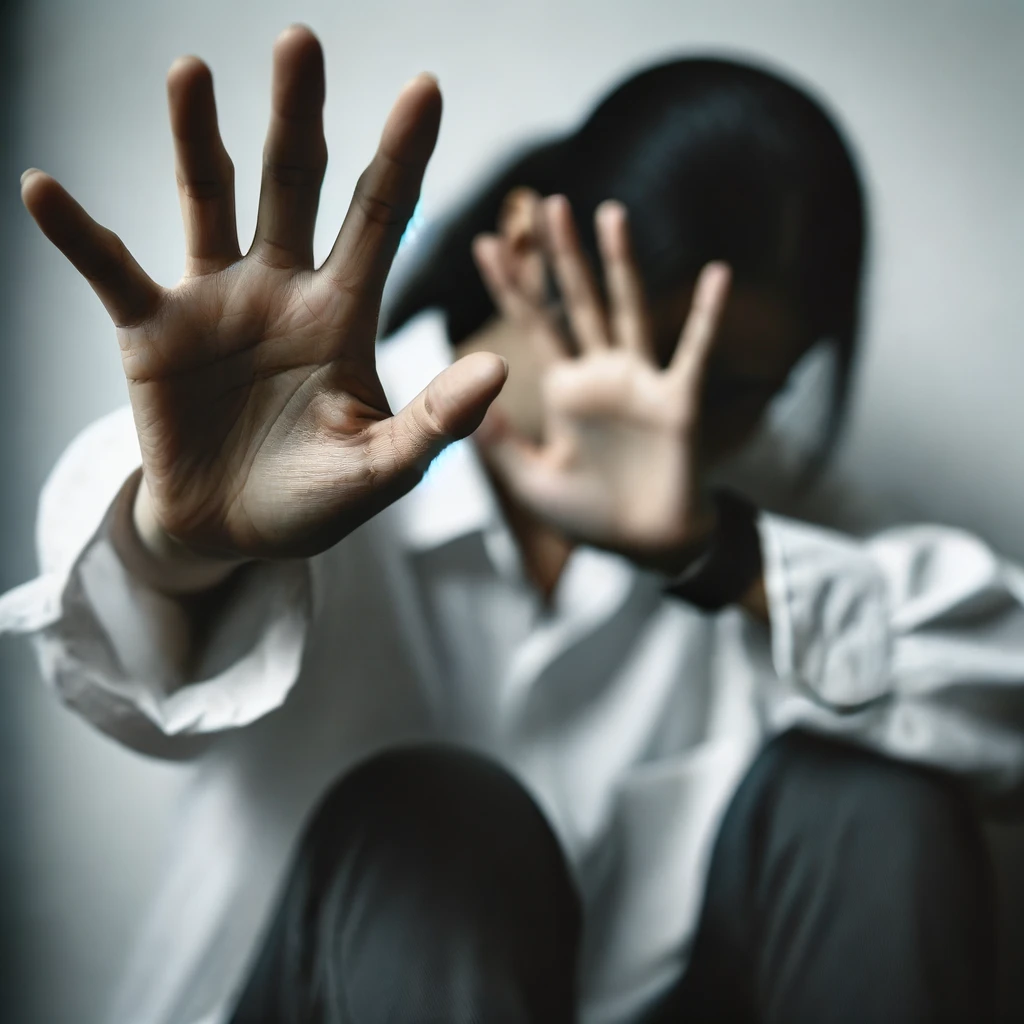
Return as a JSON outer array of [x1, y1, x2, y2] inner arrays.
[[650, 282, 812, 464]]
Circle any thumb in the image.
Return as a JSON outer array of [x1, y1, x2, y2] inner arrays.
[[369, 351, 508, 478]]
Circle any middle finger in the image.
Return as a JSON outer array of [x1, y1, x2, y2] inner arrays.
[[252, 26, 328, 268]]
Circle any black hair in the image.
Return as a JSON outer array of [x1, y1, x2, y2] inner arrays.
[[383, 56, 867, 476]]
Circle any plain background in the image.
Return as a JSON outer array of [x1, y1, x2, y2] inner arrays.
[[0, 1, 1022, 1020]]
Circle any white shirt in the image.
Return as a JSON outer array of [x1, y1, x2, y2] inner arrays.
[[4, 310, 1024, 1024]]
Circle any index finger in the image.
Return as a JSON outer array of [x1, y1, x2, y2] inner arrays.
[[321, 74, 441, 308]]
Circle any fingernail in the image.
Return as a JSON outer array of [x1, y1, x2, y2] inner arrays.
[[21, 168, 40, 185]]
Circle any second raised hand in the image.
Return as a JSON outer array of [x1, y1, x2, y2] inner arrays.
[[473, 194, 731, 575], [21, 26, 507, 565]]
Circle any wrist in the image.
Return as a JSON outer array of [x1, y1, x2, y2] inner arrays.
[[640, 497, 719, 580], [113, 472, 248, 597]]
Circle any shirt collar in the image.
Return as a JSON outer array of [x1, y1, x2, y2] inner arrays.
[[376, 310, 501, 552]]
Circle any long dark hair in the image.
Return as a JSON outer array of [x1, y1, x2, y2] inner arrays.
[[383, 56, 867, 474]]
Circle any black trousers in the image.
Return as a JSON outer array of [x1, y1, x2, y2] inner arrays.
[[229, 732, 996, 1024]]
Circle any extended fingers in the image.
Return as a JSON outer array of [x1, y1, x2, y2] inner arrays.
[[669, 261, 732, 402], [596, 201, 652, 357], [253, 25, 328, 267], [543, 195, 608, 353], [167, 56, 239, 272], [321, 72, 441, 311], [21, 170, 162, 327]]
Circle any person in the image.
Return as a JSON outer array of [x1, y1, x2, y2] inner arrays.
[[1, 23, 1022, 1024]]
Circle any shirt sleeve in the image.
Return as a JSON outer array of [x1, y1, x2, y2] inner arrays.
[[759, 513, 1024, 802], [0, 407, 314, 759]]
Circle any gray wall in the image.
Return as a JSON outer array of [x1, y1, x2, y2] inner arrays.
[[1, 1, 1022, 1021]]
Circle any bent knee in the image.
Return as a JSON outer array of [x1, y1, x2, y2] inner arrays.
[[759, 731, 989, 884], [302, 744, 569, 877]]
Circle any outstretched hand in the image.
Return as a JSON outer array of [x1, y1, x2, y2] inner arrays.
[[473, 195, 731, 576], [22, 26, 507, 564]]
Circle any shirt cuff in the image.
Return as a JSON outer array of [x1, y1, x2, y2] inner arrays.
[[18, 485, 313, 740], [760, 512, 892, 710]]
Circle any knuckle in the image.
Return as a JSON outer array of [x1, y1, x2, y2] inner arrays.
[[361, 434, 386, 488], [321, 269, 362, 302], [353, 148, 419, 229], [249, 242, 298, 272], [371, 421, 428, 485], [181, 149, 236, 198], [177, 173, 227, 201], [353, 176, 408, 229], [89, 229, 130, 284], [262, 149, 326, 189], [417, 387, 449, 441]]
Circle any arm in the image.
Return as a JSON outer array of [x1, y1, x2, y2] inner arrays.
[[0, 406, 311, 759], [23, 27, 504, 574], [468, 196, 1024, 804], [473, 195, 731, 584], [113, 473, 243, 597], [472, 194, 770, 620], [1, 26, 507, 757], [755, 515, 1024, 803]]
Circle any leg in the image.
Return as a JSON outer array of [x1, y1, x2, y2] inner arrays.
[[230, 745, 581, 1024], [652, 730, 997, 1024]]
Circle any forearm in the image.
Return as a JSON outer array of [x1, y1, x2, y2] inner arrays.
[[755, 518, 1024, 801], [52, 463, 313, 744]]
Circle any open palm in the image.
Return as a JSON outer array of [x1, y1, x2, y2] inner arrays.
[[474, 196, 730, 573], [22, 27, 506, 560]]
